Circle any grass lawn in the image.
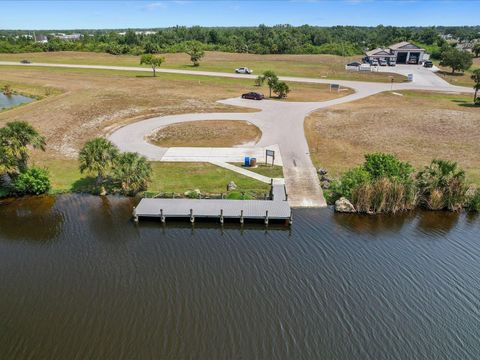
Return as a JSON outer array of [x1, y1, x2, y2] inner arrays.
[[0, 66, 352, 160], [36, 159, 270, 196], [230, 163, 284, 178], [149, 120, 262, 147], [305, 90, 480, 184], [434, 57, 479, 87], [0, 50, 407, 83]]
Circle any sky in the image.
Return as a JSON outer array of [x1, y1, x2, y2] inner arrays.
[[0, 0, 479, 30]]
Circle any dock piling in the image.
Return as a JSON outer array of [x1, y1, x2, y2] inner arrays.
[[190, 209, 195, 223], [265, 210, 269, 225], [160, 208, 165, 223], [220, 209, 224, 224], [240, 210, 244, 224]]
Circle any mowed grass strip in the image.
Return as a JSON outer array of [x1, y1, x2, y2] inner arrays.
[[37, 159, 270, 195], [149, 120, 261, 147], [0, 50, 406, 83], [305, 90, 480, 184]]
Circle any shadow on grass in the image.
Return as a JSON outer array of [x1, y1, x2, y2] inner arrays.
[[135, 74, 156, 78], [437, 71, 466, 77], [71, 176, 100, 194], [458, 103, 480, 108]]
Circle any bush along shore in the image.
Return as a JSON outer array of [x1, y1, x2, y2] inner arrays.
[[323, 153, 480, 214]]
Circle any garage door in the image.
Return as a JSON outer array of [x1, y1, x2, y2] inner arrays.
[[396, 52, 407, 64]]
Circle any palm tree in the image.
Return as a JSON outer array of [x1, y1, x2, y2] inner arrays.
[[0, 121, 46, 173], [79, 138, 118, 185], [416, 159, 466, 211], [113, 152, 152, 195], [471, 69, 480, 104]]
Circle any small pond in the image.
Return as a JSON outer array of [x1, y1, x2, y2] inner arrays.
[[0, 93, 34, 110]]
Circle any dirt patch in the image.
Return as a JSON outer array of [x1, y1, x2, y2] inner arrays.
[[305, 91, 480, 183], [149, 120, 261, 147]]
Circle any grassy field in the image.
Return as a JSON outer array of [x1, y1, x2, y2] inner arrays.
[[0, 51, 407, 83], [230, 163, 284, 178], [435, 57, 479, 87], [0, 66, 348, 161], [305, 90, 480, 184], [149, 120, 262, 147], [36, 159, 270, 196]]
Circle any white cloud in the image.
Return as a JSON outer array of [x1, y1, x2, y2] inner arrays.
[[142, 2, 167, 10]]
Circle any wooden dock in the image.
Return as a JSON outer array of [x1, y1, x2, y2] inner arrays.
[[134, 184, 292, 225]]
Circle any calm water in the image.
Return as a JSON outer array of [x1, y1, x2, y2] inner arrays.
[[0, 93, 34, 109], [0, 194, 479, 359]]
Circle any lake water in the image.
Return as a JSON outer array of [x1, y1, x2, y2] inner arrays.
[[0, 194, 479, 359], [0, 93, 34, 109]]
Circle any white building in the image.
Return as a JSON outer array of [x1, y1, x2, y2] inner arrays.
[[365, 41, 426, 65]]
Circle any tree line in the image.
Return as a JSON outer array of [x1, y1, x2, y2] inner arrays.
[[1, 25, 478, 56]]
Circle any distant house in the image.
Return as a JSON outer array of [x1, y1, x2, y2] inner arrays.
[[365, 41, 426, 65], [34, 34, 48, 43], [52, 33, 82, 41]]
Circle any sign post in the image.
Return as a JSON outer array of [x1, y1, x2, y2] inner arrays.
[[265, 149, 275, 166]]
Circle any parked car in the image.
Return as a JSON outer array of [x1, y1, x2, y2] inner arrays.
[[388, 59, 396, 66], [20, 59, 31, 64], [407, 58, 418, 65], [370, 59, 379, 66], [235, 67, 253, 74], [241, 92, 264, 100], [379, 59, 387, 66], [423, 60, 433, 68]]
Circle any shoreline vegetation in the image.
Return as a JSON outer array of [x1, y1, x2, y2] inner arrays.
[[0, 121, 273, 201], [325, 153, 480, 214]]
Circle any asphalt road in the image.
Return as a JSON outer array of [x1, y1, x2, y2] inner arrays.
[[1, 61, 473, 207]]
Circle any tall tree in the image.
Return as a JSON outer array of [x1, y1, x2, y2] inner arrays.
[[272, 81, 290, 98], [0, 121, 46, 173], [472, 69, 480, 104], [79, 138, 118, 185], [140, 54, 165, 77], [113, 152, 152, 195], [262, 70, 279, 98], [184, 40, 205, 66], [439, 48, 473, 74], [473, 43, 480, 58]]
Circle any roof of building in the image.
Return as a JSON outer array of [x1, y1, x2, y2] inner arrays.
[[389, 41, 424, 51], [365, 48, 392, 57]]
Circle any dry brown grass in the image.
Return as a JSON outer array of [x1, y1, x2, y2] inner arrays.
[[0, 51, 406, 83], [0, 66, 352, 161], [305, 91, 480, 184], [149, 120, 261, 147]]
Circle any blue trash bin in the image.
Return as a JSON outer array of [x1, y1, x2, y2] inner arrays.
[[244, 156, 250, 167]]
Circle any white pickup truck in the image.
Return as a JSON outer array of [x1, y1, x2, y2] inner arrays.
[[235, 67, 253, 74]]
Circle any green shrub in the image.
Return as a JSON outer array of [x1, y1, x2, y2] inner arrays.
[[329, 166, 371, 202], [466, 189, 480, 212], [363, 153, 414, 181], [13, 167, 51, 195]]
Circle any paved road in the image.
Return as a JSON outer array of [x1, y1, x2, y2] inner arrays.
[[1, 61, 473, 207]]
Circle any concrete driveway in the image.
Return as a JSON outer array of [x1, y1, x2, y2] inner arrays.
[[1, 61, 473, 207]]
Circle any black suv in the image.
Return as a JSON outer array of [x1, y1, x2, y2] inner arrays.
[[241, 92, 264, 100], [423, 60, 433, 68]]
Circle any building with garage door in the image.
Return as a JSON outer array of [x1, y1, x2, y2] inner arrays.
[[365, 41, 426, 65]]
